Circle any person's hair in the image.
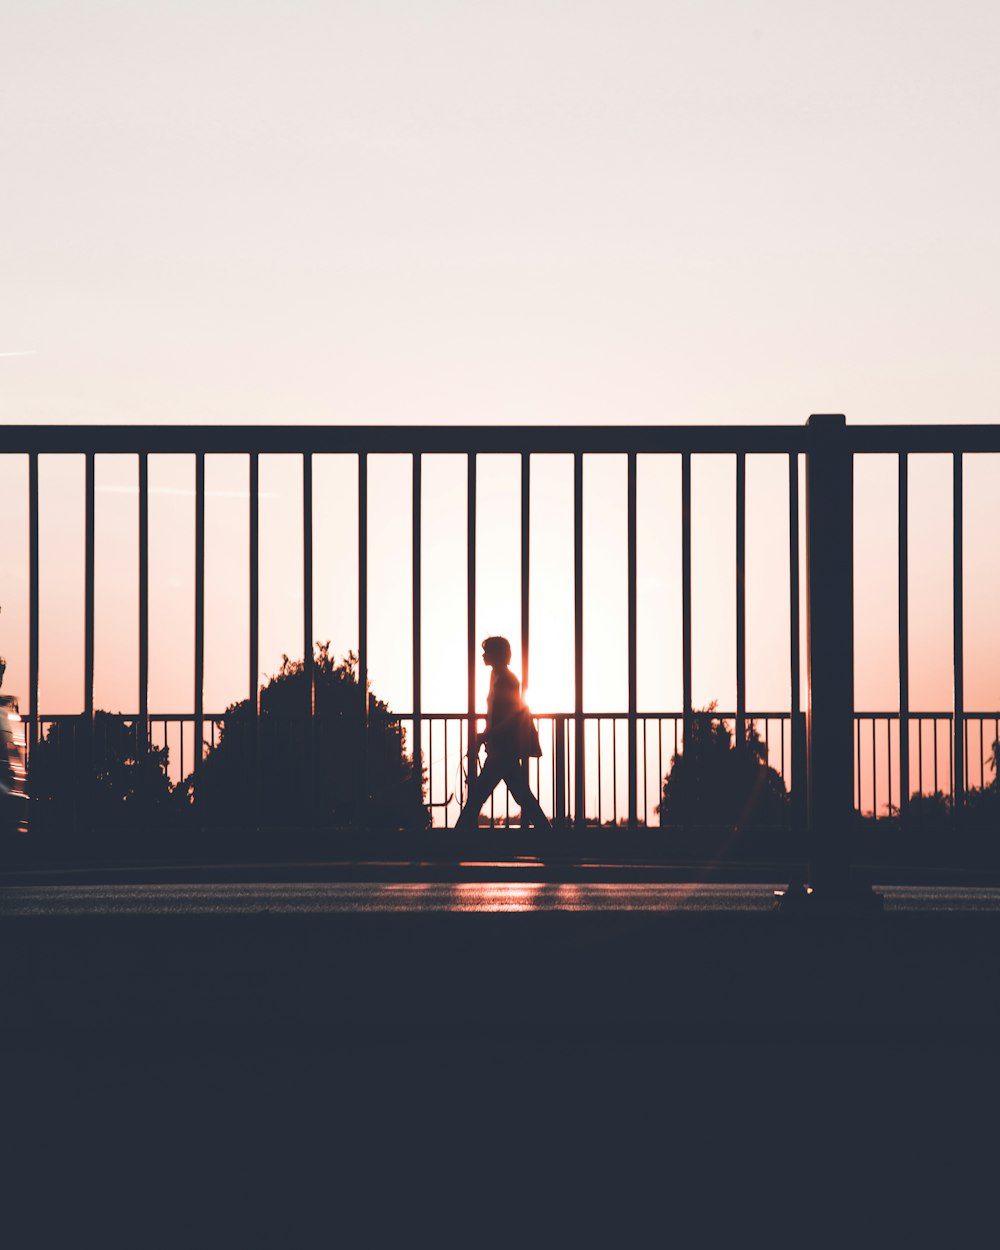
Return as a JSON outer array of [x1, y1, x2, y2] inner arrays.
[[482, 636, 512, 665]]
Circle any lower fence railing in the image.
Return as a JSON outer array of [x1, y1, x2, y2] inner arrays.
[[10, 707, 998, 840], [854, 712, 1000, 819]]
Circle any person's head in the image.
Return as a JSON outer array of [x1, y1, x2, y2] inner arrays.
[[481, 636, 511, 669]]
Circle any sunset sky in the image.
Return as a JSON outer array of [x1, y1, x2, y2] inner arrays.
[[2, 2, 998, 817]]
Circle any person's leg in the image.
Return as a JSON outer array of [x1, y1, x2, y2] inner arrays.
[[501, 760, 553, 832], [454, 753, 504, 831]]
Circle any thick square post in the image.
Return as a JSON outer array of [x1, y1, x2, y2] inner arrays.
[[804, 415, 855, 901]]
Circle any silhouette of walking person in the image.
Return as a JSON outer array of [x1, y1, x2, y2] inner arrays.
[[454, 636, 552, 832]]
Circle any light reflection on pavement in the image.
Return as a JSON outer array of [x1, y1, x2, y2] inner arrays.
[[2, 881, 1000, 916]]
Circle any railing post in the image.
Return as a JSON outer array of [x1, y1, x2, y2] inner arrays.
[[681, 452, 692, 759], [412, 452, 423, 815], [898, 452, 909, 824], [802, 414, 858, 905], [953, 451, 965, 818], [735, 451, 746, 750], [788, 452, 806, 833], [627, 451, 638, 833], [574, 452, 585, 830], [467, 452, 478, 805], [138, 452, 150, 757], [520, 452, 531, 806], [554, 714, 567, 828], [303, 451, 315, 824], [358, 452, 368, 827], [84, 451, 96, 819], [249, 452, 260, 827], [194, 451, 205, 818], [28, 452, 39, 754]]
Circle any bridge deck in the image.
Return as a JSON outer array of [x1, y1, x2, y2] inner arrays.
[[6, 876, 997, 1228]]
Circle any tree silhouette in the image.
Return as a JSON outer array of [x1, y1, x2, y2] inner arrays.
[[903, 789, 952, 827], [178, 644, 428, 831], [28, 711, 173, 831], [658, 704, 788, 829]]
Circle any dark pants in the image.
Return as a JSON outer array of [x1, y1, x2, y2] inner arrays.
[[454, 751, 552, 832]]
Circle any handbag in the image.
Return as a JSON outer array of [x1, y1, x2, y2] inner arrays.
[[518, 706, 543, 758]]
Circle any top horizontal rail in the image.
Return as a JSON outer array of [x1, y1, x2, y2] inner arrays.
[[2, 423, 998, 456]]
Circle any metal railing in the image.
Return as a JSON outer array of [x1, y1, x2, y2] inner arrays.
[[854, 712, 1000, 818], [2, 419, 999, 858], [19, 707, 797, 832]]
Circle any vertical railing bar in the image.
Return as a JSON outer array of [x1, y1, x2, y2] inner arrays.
[[596, 720, 602, 826], [655, 720, 665, 825], [412, 453, 422, 813], [673, 716, 679, 823], [574, 450, 585, 829], [658, 718, 663, 830], [642, 716, 648, 828], [612, 718, 618, 827], [933, 718, 939, 795], [84, 452, 95, 722], [249, 452, 259, 823], [953, 450, 964, 813], [965, 720, 975, 795], [138, 452, 149, 750], [780, 717, 785, 786], [871, 717, 876, 817], [467, 453, 477, 804], [358, 452, 368, 825], [569, 718, 574, 826], [948, 717, 953, 802], [303, 451, 315, 823], [427, 716, 434, 813], [28, 452, 39, 751], [444, 718, 450, 830], [520, 452, 530, 802], [194, 452, 205, 791], [681, 452, 692, 755], [552, 717, 558, 824], [735, 451, 746, 749], [980, 718, 985, 790], [303, 452, 314, 701], [627, 450, 638, 831], [82, 451, 95, 831], [898, 452, 909, 822], [855, 717, 861, 811], [534, 731, 540, 815], [887, 716, 893, 817], [520, 452, 530, 698], [788, 452, 802, 824]]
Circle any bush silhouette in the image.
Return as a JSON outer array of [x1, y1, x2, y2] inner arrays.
[[178, 644, 428, 831], [658, 704, 788, 829], [28, 710, 173, 830]]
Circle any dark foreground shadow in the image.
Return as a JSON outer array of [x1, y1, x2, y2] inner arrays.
[[5, 906, 1000, 1238]]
